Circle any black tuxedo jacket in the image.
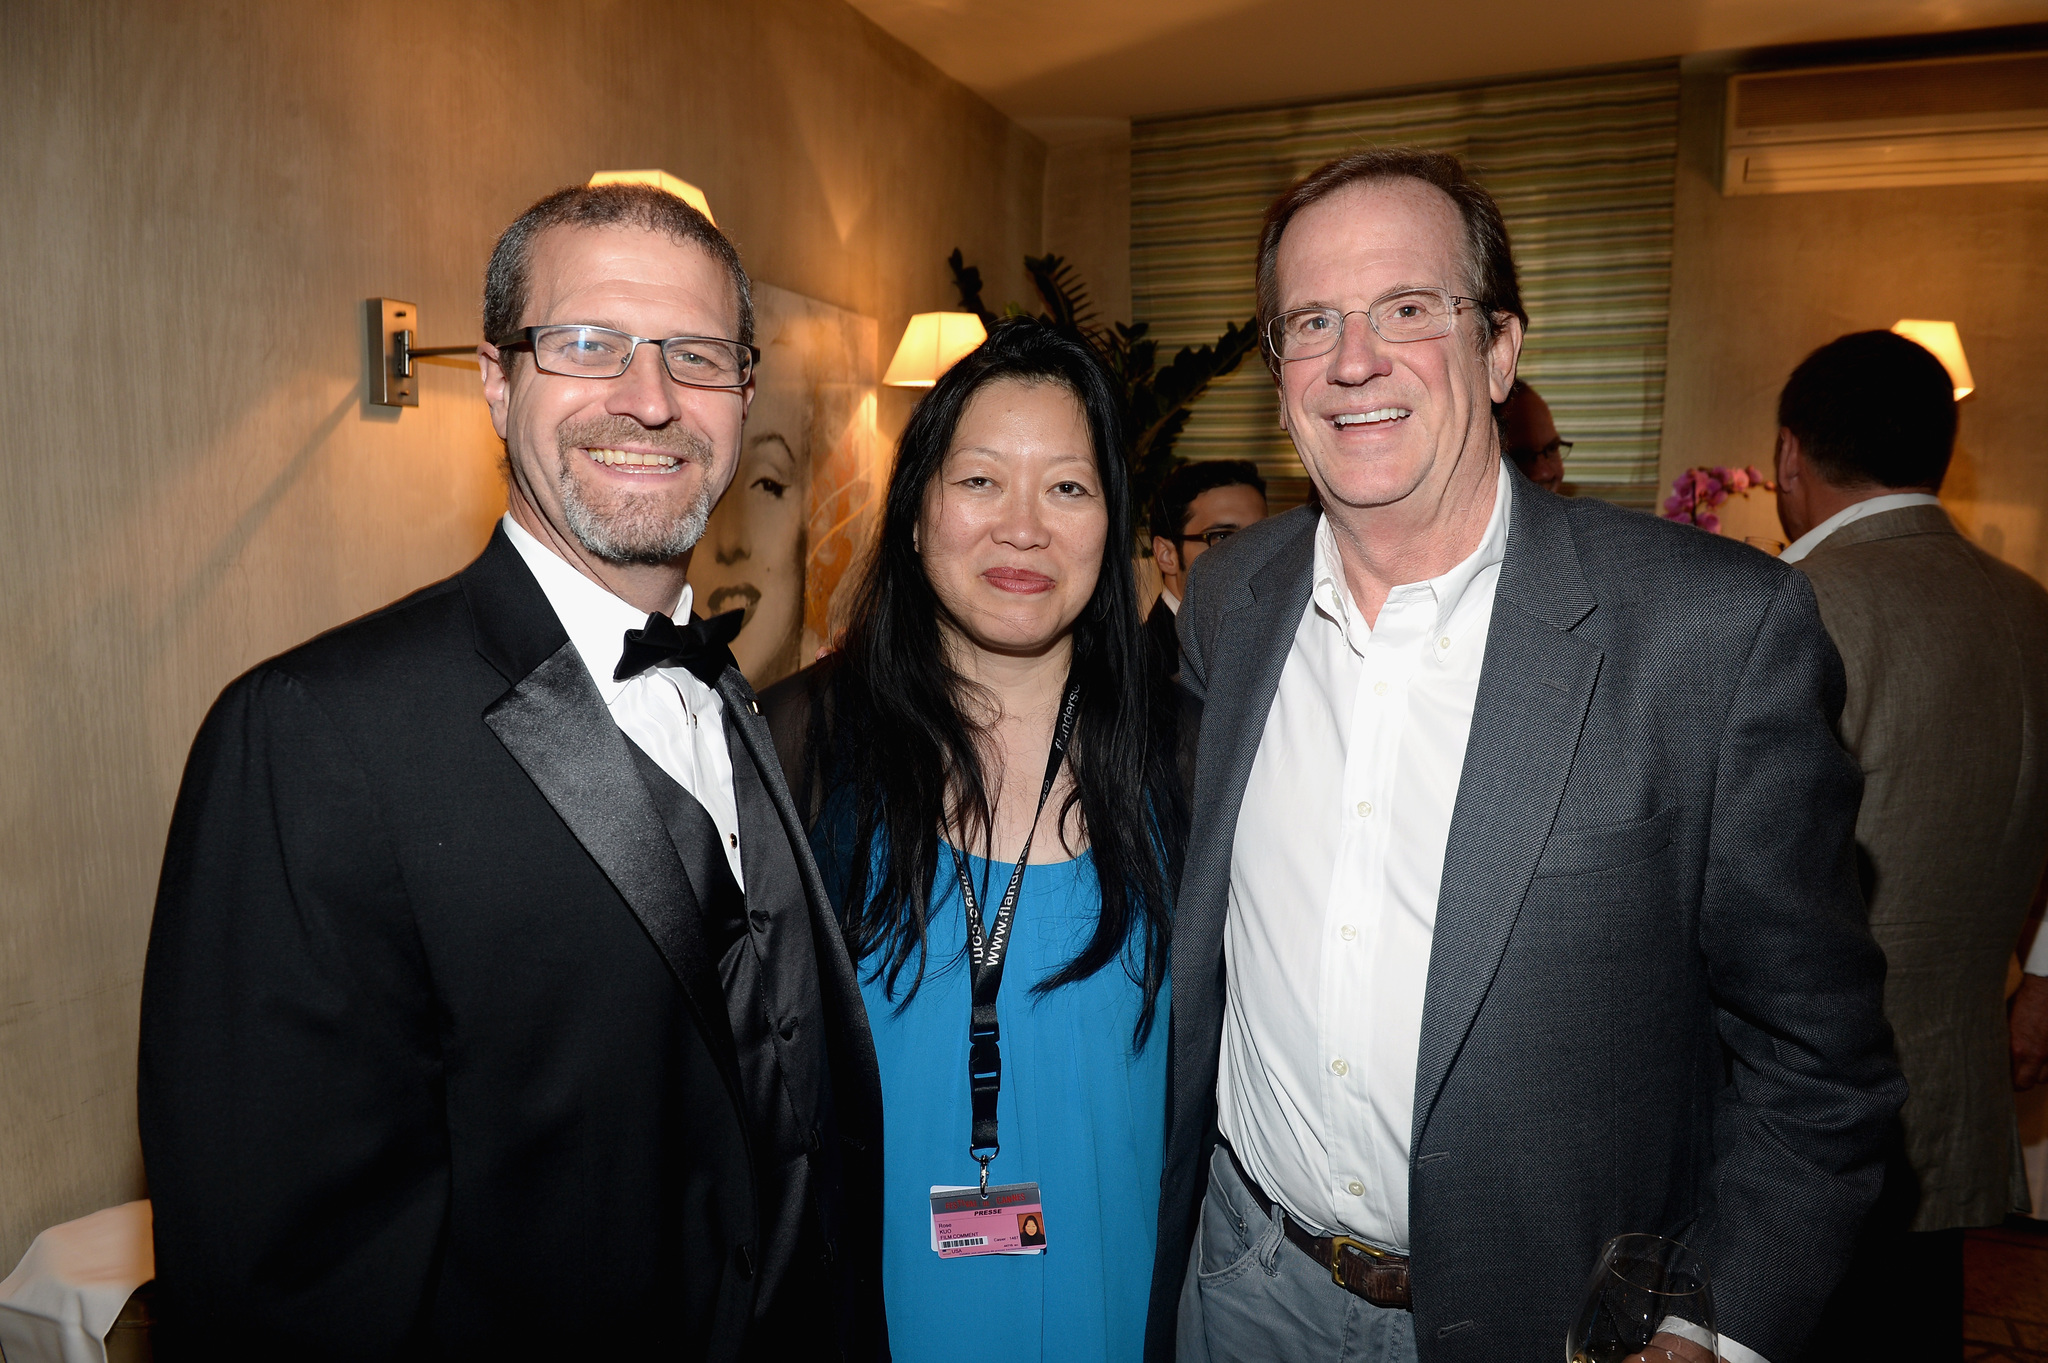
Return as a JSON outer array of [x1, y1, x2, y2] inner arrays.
[[139, 528, 885, 1360], [1147, 472, 1906, 1362]]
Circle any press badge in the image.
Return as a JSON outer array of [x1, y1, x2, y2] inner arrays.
[[929, 1183, 1048, 1258]]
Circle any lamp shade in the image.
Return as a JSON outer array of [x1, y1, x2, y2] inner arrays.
[[1891, 319, 1975, 400], [883, 312, 988, 387], [588, 170, 714, 226]]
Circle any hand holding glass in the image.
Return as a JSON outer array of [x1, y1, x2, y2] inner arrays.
[[1568, 1234, 1718, 1363]]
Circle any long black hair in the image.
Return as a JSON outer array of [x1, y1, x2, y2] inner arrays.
[[824, 316, 1183, 1045]]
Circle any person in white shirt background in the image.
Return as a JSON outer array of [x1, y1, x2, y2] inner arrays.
[[1771, 329, 2048, 1362], [1773, 338, 1943, 567], [1146, 147, 1903, 1363]]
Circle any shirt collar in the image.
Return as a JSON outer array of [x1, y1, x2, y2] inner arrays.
[[500, 513, 692, 701], [1161, 589, 1182, 615], [1778, 491, 1943, 564], [1311, 460, 1513, 650]]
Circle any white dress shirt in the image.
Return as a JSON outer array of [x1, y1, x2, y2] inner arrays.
[[1161, 588, 1182, 614], [1778, 492, 1942, 564], [502, 514, 745, 887], [1217, 461, 1511, 1251]]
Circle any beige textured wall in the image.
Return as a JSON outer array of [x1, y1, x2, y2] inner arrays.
[[1662, 48, 2048, 580], [0, 0, 1042, 1267], [1035, 117, 1134, 326]]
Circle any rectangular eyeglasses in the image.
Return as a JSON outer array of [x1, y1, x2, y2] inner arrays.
[[1266, 287, 1488, 362], [496, 325, 759, 390]]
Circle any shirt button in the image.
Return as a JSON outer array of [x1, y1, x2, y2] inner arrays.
[[1347, 1179, 1365, 1197], [1339, 924, 1357, 941], [1355, 801, 1373, 818], [1438, 636, 1452, 650], [1330, 1057, 1350, 1076], [1373, 681, 1388, 696], [729, 833, 738, 848]]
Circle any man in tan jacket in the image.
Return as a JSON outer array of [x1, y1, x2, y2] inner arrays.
[[1777, 329, 2048, 1358]]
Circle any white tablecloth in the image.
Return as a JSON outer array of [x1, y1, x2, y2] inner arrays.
[[2021, 1085, 2048, 1219], [0, 1201, 153, 1363]]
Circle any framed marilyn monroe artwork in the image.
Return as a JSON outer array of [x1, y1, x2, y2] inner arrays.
[[690, 282, 884, 688]]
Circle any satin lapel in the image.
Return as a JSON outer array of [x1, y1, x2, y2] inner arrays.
[[717, 668, 884, 1124], [484, 642, 744, 1108], [1411, 478, 1601, 1148], [1176, 517, 1317, 1053]]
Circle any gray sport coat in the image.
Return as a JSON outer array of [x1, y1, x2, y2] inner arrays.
[[1146, 468, 1906, 1363], [1798, 504, 2048, 1232]]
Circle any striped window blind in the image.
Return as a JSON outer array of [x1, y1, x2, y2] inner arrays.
[[1132, 60, 1680, 509]]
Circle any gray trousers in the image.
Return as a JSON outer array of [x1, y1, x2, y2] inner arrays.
[[1176, 1145, 1419, 1363]]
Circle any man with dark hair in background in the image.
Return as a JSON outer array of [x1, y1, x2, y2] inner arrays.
[[139, 183, 884, 1360], [1151, 146, 1901, 1363], [1497, 379, 1568, 493], [1778, 329, 2048, 1360], [1146, 460, 1268, 675]]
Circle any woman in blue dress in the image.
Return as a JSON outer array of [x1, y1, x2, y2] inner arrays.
[[764, 317, 1187, 1362]]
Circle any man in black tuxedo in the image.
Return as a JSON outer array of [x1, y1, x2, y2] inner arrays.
[[139, 183, 884, 1360], [1145, 460, 1267, 678]]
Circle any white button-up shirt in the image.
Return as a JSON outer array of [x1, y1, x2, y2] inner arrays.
[[502, 514, 744, 887], [1216, 461, 1511, 1250]]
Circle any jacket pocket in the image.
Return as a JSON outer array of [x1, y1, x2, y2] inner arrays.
[[1532, 805, 1675, 878]]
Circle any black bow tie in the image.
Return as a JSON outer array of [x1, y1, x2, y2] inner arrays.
[[615, 609, 745, 686]]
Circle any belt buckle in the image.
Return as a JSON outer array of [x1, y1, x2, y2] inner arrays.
[[1327, 1235, 1391, 1289]]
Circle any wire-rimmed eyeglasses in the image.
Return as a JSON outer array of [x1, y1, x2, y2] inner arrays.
[[1265, 287, 1489, 362], [495, 324, 759, 390]]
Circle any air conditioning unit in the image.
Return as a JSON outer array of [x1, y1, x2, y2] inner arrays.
[[1723, 50, 2048, 196]]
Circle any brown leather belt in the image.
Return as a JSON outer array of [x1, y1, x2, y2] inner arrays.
[[1223, 1141, 1412, 1311]]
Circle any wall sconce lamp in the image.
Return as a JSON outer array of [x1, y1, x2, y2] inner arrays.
[[1891, 319, 1976, 400], [367, 171, 716, 408], [883, 312, 988, 388], [366, 298, 479, 408], [588, 170, 715, 225]]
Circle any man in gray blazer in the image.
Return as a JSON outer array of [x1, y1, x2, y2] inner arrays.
[[1776, 330, 2048, 1357], [1146, 149, 1904, 1363]]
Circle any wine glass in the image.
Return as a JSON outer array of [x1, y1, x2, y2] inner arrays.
[[1567, 1233, 1717, 1363]]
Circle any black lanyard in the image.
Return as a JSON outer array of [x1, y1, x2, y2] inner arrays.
[[948, 677, 1082, 1198]]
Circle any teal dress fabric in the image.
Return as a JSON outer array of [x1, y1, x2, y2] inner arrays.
[[815, 818, 1167, 1363]]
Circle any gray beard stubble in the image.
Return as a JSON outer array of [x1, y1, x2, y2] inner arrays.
[[554, 418, 720, 566]]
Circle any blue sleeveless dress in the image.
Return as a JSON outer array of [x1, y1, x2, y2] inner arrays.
[[815, 825, 1167, 1363]]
